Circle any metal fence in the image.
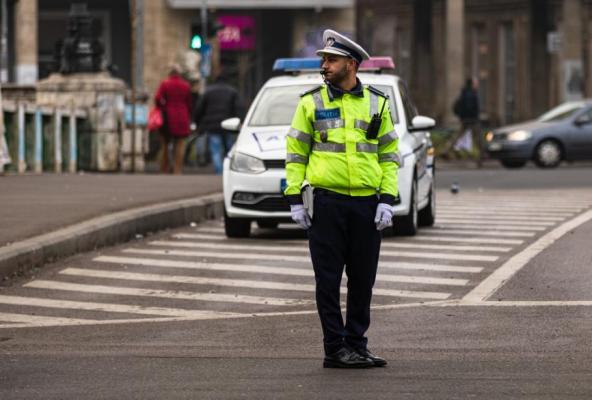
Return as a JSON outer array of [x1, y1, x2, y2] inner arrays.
[[2, 100, 87, 173]]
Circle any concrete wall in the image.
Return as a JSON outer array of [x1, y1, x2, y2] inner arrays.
[[14, 0, 37, 84], [143, 1, 196, 100]]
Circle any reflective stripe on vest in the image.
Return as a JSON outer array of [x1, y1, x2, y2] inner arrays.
[[312, 91, 325, 111], [313, 118, 345, 131], [356, 143, 378, 153], [312, 142, 346, 152], [379, 152, 402, 166], [287, 127, 312, 146], [354, 119, 369, 131], [312, 142, 378, 154], [286, 153, 309, 164], [378, 130, 398, 147]]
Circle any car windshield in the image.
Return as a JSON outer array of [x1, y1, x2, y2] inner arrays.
[[538, 102, 586, 122], [248, 84, 399, 126]]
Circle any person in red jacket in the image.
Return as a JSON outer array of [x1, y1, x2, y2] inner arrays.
[[154, 64, 192, 174]]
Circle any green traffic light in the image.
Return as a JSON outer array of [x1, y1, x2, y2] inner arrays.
[[190, 35, 202, 50]]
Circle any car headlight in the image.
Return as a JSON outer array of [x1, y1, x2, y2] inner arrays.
[[230, 152, 266, 174], [507, 130, 532, 141], [485, 131, 494, 142]]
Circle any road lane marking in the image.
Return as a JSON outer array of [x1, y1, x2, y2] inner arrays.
[[24, 280, 311, 306], [58, 268, 453, 298], [159, 239, 511, 253], [464, 209, 592, 302], [195, 227, 224, 234], [411, 236, 524, 245], [435, 219, 555, 226], [438, 201, 587, 209], [435, 213, 565, 221], [0, 295, 241, 318], [0, 312, 94, 326], [93, 256, 469, 286], [127, 247, 499, 262], [118, 253, 483, 274], [422, 228, 535, 237], [433, 224, 545, 231], [379, 261, 483, 273]]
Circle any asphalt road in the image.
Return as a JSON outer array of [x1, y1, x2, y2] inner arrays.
[[1, 168, 592, 399]]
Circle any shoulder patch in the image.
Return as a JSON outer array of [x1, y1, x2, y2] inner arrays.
[[367, 85, 388, 98], [300, 85, 323, 97]]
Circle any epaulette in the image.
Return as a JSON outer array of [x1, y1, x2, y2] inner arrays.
[[300, 85, 323, 97], [367, 85, 389, 98]]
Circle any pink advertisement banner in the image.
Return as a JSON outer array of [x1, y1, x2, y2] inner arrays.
[[217, 15, 256, 51]]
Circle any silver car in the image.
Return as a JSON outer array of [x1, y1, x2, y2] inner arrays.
[[486, 100, 592, 168]]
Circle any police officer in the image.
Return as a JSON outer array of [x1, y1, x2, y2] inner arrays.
[[284, 29, 400, 368]]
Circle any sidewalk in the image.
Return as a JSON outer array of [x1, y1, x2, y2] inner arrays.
[[0, 172, 223, 280]]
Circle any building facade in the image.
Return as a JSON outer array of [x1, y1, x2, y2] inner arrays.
[[357, 0, 592, 128], [1, 0, 354, 103]]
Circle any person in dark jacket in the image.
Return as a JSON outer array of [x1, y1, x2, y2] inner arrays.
[[155, 63, 193, 174], [443, 77, 481, 160], [193, 73, 244, 174]]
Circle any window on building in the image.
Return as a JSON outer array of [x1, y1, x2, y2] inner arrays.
[[498, 22, 516, 124]]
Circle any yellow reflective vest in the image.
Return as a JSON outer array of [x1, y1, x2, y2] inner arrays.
[[284, 83, 400, 205]]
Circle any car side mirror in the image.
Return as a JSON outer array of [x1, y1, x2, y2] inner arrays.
[[574, 116, 592, 126], [409, 115, 436, 132], [221, 117, 241, 131]]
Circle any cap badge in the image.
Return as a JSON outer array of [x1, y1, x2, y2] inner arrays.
[[326, 37, 335, 47]]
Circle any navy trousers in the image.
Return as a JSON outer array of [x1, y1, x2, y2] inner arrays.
[[308, 190, 381, 355]]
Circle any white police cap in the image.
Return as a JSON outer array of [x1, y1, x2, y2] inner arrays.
[[316, 29, 370, 64]]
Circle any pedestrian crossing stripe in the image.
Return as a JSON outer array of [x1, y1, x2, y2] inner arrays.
[[411, 235, 523, 245], [93, 256, 470, 286], [24, 280, 313, 306], [422, 228, 535, 237], [432, 224, 545, 231], [0, 295, 242, 319], [435, 213, 565, 221], [58, 268, 452, 299], [108, 253, 483, 274], [435, 218, 555, 226], [169, 236, 512, 253], [128, 246, 499, 262]]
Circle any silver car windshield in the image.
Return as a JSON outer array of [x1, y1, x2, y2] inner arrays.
[[248, 84, 399, 126], [538, 102, 586, 122]]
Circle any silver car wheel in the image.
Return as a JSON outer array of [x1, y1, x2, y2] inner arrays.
[[536, 140, 561, 168]]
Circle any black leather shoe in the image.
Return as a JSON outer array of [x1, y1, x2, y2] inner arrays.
[[323, 347, 374, 369], [355, 348, 387, 367]]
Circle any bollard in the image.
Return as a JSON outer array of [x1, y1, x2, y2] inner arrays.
[[54, 109, 62, 173], [68, 110, 77, 173], [34, 109, 43, 173], [17, 103, 25, 173]]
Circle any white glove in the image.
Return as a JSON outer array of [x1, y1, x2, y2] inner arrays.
[[374, 203, 395, 231], [290, 204, 312, 229]]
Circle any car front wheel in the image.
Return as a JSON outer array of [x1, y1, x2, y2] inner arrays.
[[534, 140, 562, 168], [394, 178, 418, 236], [418, 185, 436, 227], [224, 211, 251, 238]]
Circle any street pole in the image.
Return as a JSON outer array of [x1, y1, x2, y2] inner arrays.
[[1, 0, 8, 82], [130, 0, 137, 172]]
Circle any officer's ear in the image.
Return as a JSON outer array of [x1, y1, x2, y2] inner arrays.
[[347, 58, 359, 72]]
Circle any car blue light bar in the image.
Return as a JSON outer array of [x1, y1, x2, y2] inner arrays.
[[273, 58, 321, 72], [273, 57, 396, 73]]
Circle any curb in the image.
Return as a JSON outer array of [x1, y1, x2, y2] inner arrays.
[[0, 193, 224, 281]]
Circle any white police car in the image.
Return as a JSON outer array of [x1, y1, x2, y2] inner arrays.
[[222, 57, 436, 238]]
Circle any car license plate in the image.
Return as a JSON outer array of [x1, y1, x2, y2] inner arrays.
[[488, 143, 502, 151], [280, 178, 287, 192]]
